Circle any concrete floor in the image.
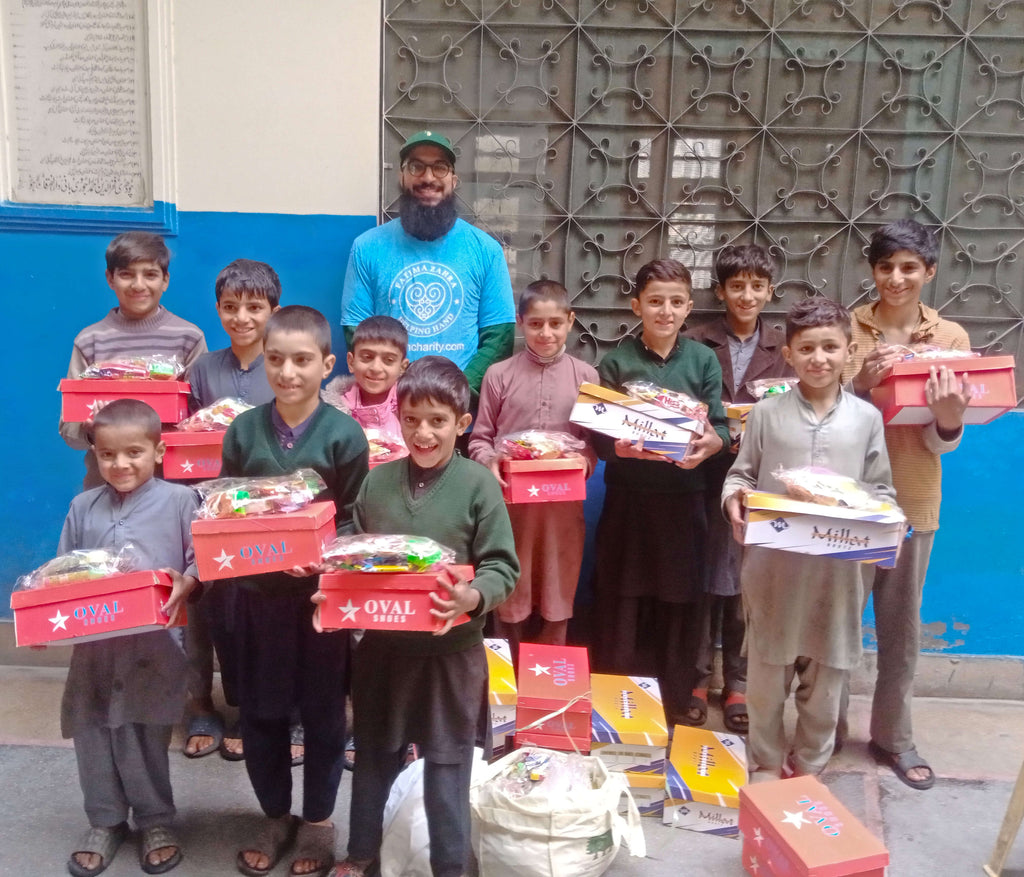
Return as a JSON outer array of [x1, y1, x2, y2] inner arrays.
[[1, 664, 1023, 876]]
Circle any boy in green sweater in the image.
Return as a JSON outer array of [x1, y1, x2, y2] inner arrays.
[[333, 355, 519, 877], [222, 305, 368, 877]]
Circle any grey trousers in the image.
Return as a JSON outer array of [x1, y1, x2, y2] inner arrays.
[[746, 650, 846, 776], [869, 529, 935, 754], [73, 723, 175, 830]]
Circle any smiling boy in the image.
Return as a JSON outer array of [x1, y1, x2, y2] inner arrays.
[[335, 355, 518, 877], [59, 232, 207, 488], [723, 298, 896, 780]]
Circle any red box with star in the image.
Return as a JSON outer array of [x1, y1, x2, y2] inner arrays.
[[190, 501, 336, 582], [515, 643, 592, 747], [739, 775, 888, 876], [500, 458, 587, 504], [161, 431, 225, 480], [870, 354, 1015, 425], [317, 566, 474, 631], [59, 379, 191, 424], [10, 571, 185, 646]]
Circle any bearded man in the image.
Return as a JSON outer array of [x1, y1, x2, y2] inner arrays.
[[341, 131, 515, 396]]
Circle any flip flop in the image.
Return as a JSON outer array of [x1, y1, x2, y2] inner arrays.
[[139, 825, 183, 875], [237, 814, 299, 877], [343, 736, 355, 772], [67, 822, 128, 877], [183, 711, 224, 759], [220, 720, 245, 762], [288, 821, 335, 877], [868, 740, 935, 791], [677, 687, 708, 726], [290, 723, 305, 768], [722, 690, 748, 734]]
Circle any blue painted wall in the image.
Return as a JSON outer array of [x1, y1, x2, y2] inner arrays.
[[3, 212, 1021, 658], [3, 209, 374, 600]]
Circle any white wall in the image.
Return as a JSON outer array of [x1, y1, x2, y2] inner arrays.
[[172, 1, 381, 215]]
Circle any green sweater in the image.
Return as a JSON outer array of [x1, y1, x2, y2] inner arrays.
[[597, 334, 730, 493], [221, 402, 370, 593], [354, 454, 520, 656]]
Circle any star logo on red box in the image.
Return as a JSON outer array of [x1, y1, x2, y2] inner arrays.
[[48, 609, 69, 631], [782, 809, 810, 829], [213, 549, 234, 570], [339, 600, 359, 622], [529, 663, 550, 676]]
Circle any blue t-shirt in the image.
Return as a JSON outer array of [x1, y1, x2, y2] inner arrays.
[[341, 217, 514, 371]]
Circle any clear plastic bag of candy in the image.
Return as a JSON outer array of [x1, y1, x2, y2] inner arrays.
[[497, 430, 585, 461], [745, 377, 798, 401], [886, 344, 980, 363], [623, 380, 709, 423], [194, 469, 327, 519], [366, 428, 408, 465], [176, 397, 254, 432], [492, 748, 595, 800], [321, 533, 455, 572], [773, 465, 894, 512], [78, 355, 184, 381], [15, 543, 143, 591]]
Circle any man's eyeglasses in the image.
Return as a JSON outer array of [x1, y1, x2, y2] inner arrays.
[[402, 159, 454, 179]]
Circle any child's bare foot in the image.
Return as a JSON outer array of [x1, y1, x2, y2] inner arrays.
[[220, 720, 245, 761], [139, 826, 182, 874], [289, 820, 334, 876], [290, 722, 305, 767], [68, 822, 127, 877], [183, 706, 224, 758]]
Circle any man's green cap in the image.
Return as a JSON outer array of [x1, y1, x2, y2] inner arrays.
[[400, 130, 456, 165]]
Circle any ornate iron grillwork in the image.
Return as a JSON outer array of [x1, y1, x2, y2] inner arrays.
[[382, 1, 1023, 402]]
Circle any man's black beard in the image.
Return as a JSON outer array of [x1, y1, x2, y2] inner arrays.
[[399, 191, 458, 241]]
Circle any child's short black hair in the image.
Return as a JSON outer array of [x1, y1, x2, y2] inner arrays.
[[215, 259, 282, 308], [265, 305, 332, 357], [517, 280, 571, 318], [106, 232, 170, 274], [785, 297, 852, 343], [867, 219, 938, 268], [715, 244, 775, 287], [397, 356, 470, 417], [88, 398, 162, 446], [632, 259, 692, 298], [352, 315, 408, 357]]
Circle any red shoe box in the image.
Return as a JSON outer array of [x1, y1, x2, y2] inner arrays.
[[516, 643, 592, 744], [500, 458, 586, 504], [317, 566, 474, 632], [161, 431, 225, 480], [871, 355, 1015, 425], [59, 379, 191, 424], [191, 501, 336, 581], [10, 571, 184, 646], [739, 776, 889, 876]]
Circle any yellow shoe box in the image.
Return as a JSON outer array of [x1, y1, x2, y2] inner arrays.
[[664, 725, 747, 837], [590, 674, 668, 775]]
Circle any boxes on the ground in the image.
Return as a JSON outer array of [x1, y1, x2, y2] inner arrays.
[[726, 404, 754, 451], [871, 354, 1016, 425], [739, 775, 889, 876], [591, 674, 669, 817], [570, 382, 704, 463], [590, 674, 668, 774], [59, 379, 191, 424], [664, 725, 747, 836], [161, 431, 224, 480], [515, 642, 591, 752], [317, 566, 474, 632], [10, 571, 184, 646], [500, 458, 586, 504], [743, 492, 907, 569], [484, 638, 517, 759], [191, 501, 336, 582]]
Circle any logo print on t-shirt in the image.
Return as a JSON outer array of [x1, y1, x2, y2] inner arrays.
[[390, 261, 463, 336]]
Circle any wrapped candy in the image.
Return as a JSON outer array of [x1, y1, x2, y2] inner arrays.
[[623, 380, 709, 423], [321, 533, 456, 572], [498, 430, 585, 461], [366, 428, 408, 465], [175, 397, 253, 432], [745, 377, 798, 401], [492, 749, 595, 800], [16, 544, 142, 591], [887, 344, 980, 363], [774, 466, 892, 512], [195, 469, 326, 519], [79, 355, 184, 381]]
